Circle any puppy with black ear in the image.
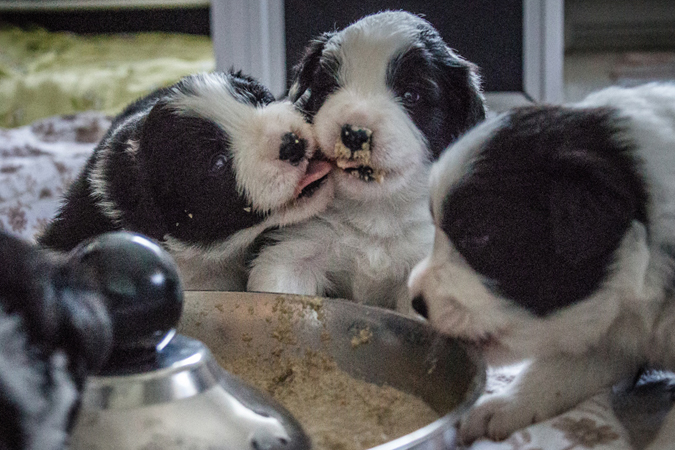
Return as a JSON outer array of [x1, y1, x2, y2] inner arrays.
[[39, 71, 333, 290], [408, 83, 675, 449], [0, 231, 112, 450], [248, 11, 485, 311]]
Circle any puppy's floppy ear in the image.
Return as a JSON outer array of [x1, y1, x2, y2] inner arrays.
[[440, 55, 486, 134], [105, 102, 172, 241], [460, 61, 487, 128], [288, 32, 335, 103], [549, 150, 643, 265]]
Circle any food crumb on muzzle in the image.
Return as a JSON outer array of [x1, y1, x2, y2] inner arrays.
[[334, 128, 385, 183]]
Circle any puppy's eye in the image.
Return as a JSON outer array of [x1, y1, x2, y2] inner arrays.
[[402, 90, 420, 106], [210, 154, 229, 175]]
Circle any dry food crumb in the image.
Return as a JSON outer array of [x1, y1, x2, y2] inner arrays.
[[350, 328, 373, 348], [334, 132, 385, 183]]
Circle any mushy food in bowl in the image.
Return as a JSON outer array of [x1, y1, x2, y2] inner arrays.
[[179, 292, 485, 450]]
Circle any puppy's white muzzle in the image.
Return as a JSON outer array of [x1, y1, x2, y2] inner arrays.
[[312, 89, 428, 199]]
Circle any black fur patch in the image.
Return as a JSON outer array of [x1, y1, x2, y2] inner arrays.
[[387, 42, 485, 159], [137, 103, 267, 245], [289, 32, 340, 120], [0, 389, 25, 449], [39, 71, 273, 251], [440, 106, 648, 316]]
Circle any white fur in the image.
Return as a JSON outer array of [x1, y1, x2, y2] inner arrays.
[[248, 12, 444, 311], [89, 121, 143, 225], [0, 310, 78, 450], [248, 183, 434, 311], [408, 83, 675, 448], [311, 13, 432, 202]]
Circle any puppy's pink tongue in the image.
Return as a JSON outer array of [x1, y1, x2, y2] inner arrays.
[[294, 160, 332, 197]]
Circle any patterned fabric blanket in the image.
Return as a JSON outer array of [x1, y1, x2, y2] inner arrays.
[[466, 365, 672, 450], [0, 112, 111, 241], [0, 113, 672, 450]]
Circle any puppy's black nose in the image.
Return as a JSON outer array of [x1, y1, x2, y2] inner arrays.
[[279, 132, 307, 165], [411, 295, 429, 319], [341, 124, 372, 154]]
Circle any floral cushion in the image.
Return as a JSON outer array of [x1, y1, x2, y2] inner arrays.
[[467, 365, 635, 450], [0, 112, 109, 241]]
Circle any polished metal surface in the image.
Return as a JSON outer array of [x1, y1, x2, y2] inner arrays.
[[79, 335, 219, 409], [179, 292, 486, 450], [68, 233, 310, 450], [71, 334, 310, 450]]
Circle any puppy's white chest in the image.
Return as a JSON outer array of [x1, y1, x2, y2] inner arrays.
[[329, 219, 434, 308], [337, 229, 396, 274]]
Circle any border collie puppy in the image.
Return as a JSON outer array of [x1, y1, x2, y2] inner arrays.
[[407, 83, 675, 449], [0, 231, 112, 450], [38, 71, 333, 290], [247, 11, 485, 311]]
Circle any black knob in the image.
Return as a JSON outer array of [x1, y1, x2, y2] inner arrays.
[[67, 232, 183, 369]]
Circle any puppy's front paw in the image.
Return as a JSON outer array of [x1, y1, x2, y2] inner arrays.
[[459, 392, 549, 444]]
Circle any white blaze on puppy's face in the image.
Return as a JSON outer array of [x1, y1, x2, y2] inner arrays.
[[312, 15, 430, 198], [166, 74, 333, 225], [333, 13, 419, 95]]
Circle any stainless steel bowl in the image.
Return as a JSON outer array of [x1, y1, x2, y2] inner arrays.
[[178, 291, 486, 450]]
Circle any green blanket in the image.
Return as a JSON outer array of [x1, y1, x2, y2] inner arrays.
[[0, 26, 215, 127]]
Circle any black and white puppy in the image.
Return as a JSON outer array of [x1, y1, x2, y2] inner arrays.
[[248, 11, 485, 310], [0, 231, 112, 450], [407, 83, 675, 449], [38, 71, 333, 290]]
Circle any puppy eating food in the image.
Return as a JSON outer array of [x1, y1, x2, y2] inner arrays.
[[248, 11, 485, 311], [38, 71, 333, 290], [407, 83, 675, 449]]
